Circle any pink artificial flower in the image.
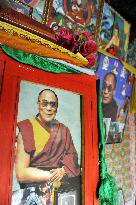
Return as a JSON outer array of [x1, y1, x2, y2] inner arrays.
[[84, 40, 98, 53], [86, 54, 96, 67]]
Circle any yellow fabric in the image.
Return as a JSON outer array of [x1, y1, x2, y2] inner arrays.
[[123, 21, 130, 57], [0, 21, 88, 67], [29, 119, 50, 157], [98, 47, 118, 59], [121, 61, 136, 77], [130, 79, 136, 114], [0, 20, 135, 75]]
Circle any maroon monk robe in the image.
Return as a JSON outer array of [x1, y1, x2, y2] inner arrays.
[[17, 118, 81, 177]]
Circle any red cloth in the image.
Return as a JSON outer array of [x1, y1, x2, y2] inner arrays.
[[17, 118, 80, 177]]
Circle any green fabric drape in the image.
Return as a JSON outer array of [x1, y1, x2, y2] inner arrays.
[[1, 45, 118, 204], [1, 45, 82, 74], [98, 91, 118, 205]]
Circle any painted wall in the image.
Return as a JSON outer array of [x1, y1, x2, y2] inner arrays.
[[105, 112, 136, 204]]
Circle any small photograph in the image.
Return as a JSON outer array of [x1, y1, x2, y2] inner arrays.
[[57, 190, 78, 205], [55, 179, 81, 205], [103, 118, 111, 142], [106, 122, 124, 144]]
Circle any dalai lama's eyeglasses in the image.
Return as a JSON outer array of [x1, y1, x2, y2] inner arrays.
[[102, 82, 113, 92], [39, 100, 57, 109]]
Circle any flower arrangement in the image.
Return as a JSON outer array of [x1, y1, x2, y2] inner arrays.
[[55, 28, 98, 69]]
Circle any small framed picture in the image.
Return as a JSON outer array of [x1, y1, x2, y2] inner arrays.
[[54, 178, 81, 205]]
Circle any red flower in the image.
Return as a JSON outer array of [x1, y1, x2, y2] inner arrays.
[[76, 40, 97, 57], [55, 28, 98, 68], [55, 28, 74, 50], [86, 54, 96, 67], [84, 40, 98, 53], [55, 28, 74, 42], [78, 43, 88, 56], [81, 32, 92, 41]]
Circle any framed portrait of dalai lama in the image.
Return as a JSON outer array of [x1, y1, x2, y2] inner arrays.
[[96, 53, 133, 144], [0, 50, 99, 205], [12, 80, 82, 205]]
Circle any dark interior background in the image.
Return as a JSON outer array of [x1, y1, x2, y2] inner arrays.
[[107, 0, 136, 40]]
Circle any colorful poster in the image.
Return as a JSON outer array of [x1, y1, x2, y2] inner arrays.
[[46, 0, 99, 35], [96, 54, 133, 144], [20, 0, 46, 22], [9, 0, 46, 23], [99, 3, 130, 60], [11, 0, 30, 16]]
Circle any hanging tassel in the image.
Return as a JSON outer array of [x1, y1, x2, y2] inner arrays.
[[98, 91, 118, 205], [99, 173, 118, 205]]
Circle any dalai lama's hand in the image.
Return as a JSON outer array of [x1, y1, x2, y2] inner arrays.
[[50, 167, 66, 182]]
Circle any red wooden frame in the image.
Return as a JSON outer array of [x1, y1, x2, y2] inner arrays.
[[0, 51, 99, 205], [0, 59, 5, 100]]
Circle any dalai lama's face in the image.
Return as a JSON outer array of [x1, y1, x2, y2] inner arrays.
[[37, 90, 58, 122], [102, 74, 116, 104]]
